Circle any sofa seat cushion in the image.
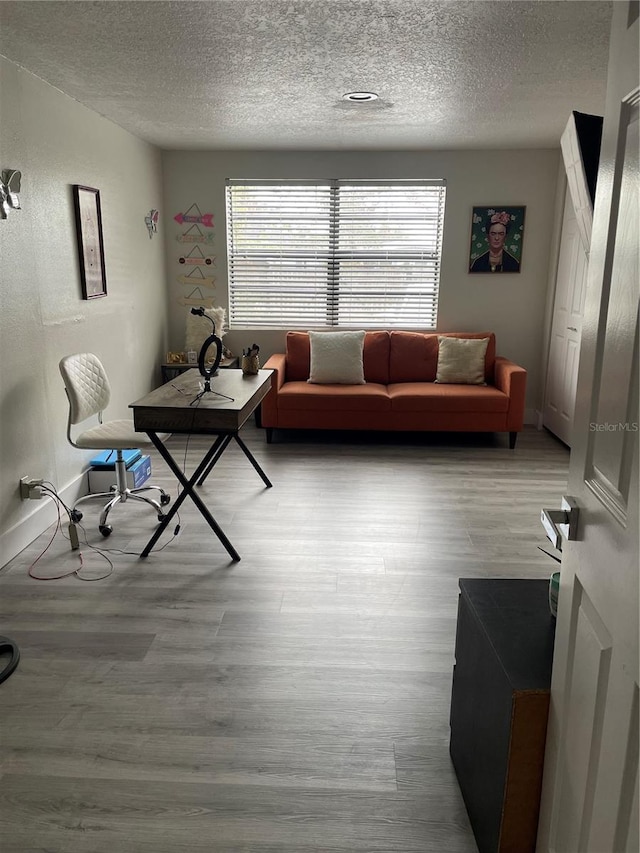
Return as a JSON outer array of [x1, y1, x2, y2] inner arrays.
[[388, 382, 509, 413], [278, 381, 391, 412]]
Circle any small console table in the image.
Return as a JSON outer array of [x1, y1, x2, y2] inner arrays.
[[161, 356, 238, 384], [450, 578, 556, 853]]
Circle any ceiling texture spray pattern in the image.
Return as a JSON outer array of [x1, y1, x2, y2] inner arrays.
[[0, 0, 612, 149]]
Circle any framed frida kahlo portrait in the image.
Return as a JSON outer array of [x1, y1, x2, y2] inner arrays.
[[468, 206, 526, 273], [73, 184, 107, 298]]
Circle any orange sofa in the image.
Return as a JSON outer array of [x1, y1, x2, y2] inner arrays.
[[261, 331, 527, 447]]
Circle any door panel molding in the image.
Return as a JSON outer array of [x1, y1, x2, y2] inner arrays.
[[551, 581, 612, 852]]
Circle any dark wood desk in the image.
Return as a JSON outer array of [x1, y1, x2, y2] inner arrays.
[[130, 368, 273, 561]]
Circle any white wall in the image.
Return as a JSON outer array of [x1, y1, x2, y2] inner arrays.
[[162, 148, 560, 416], [0, 59, 169, 566]]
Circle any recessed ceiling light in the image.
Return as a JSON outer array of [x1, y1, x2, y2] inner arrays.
[[342, 91, 379, 103]]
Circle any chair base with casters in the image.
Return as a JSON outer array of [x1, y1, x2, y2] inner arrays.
[[72, 450, 171, 537], [59, 352, 172, 538]]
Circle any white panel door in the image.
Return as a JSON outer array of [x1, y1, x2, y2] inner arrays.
[[536, 4, 639, 853], [543, 187, 588, 446]]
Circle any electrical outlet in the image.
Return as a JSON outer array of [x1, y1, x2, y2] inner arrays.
[[19, 476, 43, 500]]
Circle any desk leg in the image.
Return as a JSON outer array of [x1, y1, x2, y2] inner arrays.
[[234, 435, 273, 488], [196, 434, 233, 486], [196, 433, 272, 489], [141, 432, 240, 562]]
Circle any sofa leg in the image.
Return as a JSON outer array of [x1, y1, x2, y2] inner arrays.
[[509, 431, 517, 449], [266, 427, 273, 444]]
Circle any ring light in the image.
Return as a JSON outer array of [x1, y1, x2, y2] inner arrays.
[[191, 307, 222, 392]]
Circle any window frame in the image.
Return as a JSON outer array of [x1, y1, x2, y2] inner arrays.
[[225, 178, 446, 330]]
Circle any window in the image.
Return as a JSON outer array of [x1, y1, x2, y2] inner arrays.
[[225, 179, 446, 329]]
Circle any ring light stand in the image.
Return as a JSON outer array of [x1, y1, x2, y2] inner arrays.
[[189, 307, 234, 405]]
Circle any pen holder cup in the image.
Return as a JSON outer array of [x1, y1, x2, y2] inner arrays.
[[241, 355, 260, 376]]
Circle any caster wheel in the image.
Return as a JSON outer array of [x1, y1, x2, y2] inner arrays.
[[160, 493, 171, 506], [157, 513, 166, 523], [70, 509, 83, 523], [99, 524, 113, 537]]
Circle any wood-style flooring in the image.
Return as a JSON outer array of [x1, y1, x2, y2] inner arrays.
[[0, 424, 569, 852]]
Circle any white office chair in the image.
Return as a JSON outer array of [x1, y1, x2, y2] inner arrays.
[[59, 352, 170, 537]]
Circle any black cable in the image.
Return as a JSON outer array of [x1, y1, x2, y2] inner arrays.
[[27, 487, 114, 580], [0, 636, 20, 684], [71, 498, 181, 557], [41, 482, 73, 519], [27, 494, 88, 580], [34, 436, 186, 571]]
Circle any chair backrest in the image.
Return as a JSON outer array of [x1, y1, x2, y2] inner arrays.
[[59, 352, 111, 425]]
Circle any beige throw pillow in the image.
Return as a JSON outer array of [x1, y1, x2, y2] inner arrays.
[[308, 330, 366, 384], [435, 336, 489, 384]]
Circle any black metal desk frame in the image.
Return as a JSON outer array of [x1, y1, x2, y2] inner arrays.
[[130, 370, 273, 563]]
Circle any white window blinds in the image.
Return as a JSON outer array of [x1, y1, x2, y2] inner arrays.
[[225, 179, 446, 329]]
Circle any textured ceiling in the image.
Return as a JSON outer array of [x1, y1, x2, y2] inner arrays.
[[0, 0, 612, 150]]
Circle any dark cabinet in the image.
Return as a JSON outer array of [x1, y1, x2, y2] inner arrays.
[[450, 579, 556, 853]]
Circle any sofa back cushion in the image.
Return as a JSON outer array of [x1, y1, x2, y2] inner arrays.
[[389, 332, 439, 382], [286, 331, 390, 383], [286, 330, 496, 383], [285, 332, 311, 381], [389, 331, 496, 383], [363, 331, 391, 383]]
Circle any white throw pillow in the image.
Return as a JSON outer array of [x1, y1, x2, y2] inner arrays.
[[435, 336, 489, 384], [308, 330, 366, 384], [185, 307, 226, 352]]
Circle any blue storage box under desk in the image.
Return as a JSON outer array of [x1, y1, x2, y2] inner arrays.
[[90, 448, 142, 468], [88, 455, 151, 493]]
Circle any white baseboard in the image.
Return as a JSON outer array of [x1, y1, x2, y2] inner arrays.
[[0, 473, 86, 570]]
